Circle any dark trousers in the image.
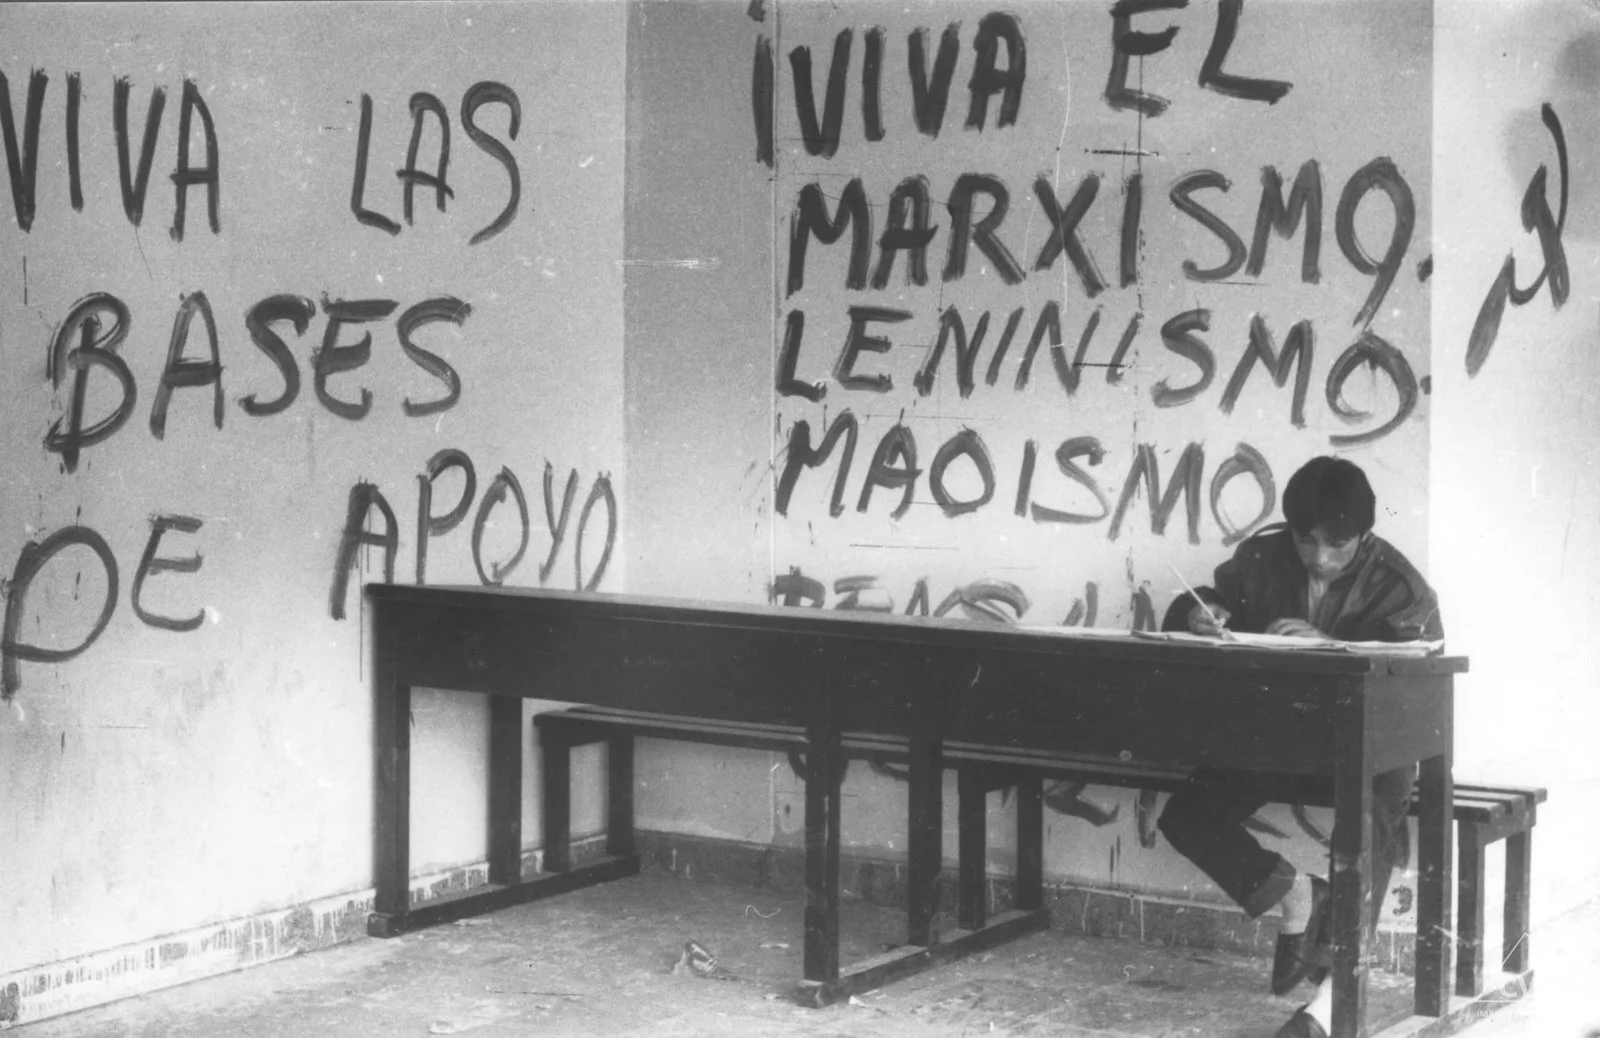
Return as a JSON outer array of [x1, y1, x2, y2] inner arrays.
[[1157, 766, 1414, 931]]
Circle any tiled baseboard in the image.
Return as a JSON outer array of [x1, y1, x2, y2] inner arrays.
[[1, 831, 1414, 1028], [0, 844, 585, 1029]]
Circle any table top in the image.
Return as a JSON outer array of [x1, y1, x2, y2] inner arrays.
[[366, 583, 1467, 679]]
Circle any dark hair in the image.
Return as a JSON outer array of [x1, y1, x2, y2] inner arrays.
[[1282, 456, 1375, 539]]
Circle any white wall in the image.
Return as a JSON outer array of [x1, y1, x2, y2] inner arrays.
[[0, 1, 627, 978], [1432, 0, 1600, 922], [6, 0, 1599, 1023], [624, 0, 1441, 919], [769, 0, 1433, 629]]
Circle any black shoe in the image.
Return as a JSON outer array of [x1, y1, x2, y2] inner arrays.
[[1273, 1007, 1328, 1038], [1270, 875, 1330, 995]]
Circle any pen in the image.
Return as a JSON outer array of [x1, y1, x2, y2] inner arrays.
[[1168, 564, 1233, 640]]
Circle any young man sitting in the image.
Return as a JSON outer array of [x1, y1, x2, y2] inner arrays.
[[1157, 455, 1443, 1038]]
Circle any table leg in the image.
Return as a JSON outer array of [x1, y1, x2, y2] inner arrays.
[[1415, 751, 1453, 1016], [804, 715, 843, 983], [370, 666, 412, 937], [1330, 749, 1372, 1037]]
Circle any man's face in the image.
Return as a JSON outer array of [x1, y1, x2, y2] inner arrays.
[[1293, 524, 1363, 580]]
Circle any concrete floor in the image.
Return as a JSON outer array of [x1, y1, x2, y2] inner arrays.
[[1432, 897, 1600, 1038], [19, 871, 1593, 1038]]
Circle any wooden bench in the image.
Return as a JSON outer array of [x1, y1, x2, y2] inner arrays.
[[1451, 782, 1543, 996], [533, 704, 1544, 1001]]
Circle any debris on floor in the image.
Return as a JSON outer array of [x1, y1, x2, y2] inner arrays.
[[16, 871, 1433, 1038]]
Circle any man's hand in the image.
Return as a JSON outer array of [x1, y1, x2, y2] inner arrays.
[[1266, 618, 1323, 638], [1187, 601, 1232, 636]]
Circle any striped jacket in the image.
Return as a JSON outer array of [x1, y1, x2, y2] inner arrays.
[[1173, 523, 1443, 642]]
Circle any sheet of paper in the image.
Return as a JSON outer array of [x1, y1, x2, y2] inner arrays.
[[1337, 639, 1446, 656], [1130, 629, 1444, 656], [1220, 630, 1340, 649], [1016, 624, 1133, 639]]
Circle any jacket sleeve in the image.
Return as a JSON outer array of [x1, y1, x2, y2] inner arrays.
[[1362, 541, 1445, 642], [1211, 554, 1248, 618], [1161, 554, 1246, 632], [1378, 581, 1444, 641]]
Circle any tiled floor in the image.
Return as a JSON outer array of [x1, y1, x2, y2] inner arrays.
[[18, 871, 1589, 1038]]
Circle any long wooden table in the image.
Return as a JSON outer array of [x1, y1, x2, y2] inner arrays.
[[365, 583, 1465, 1038]]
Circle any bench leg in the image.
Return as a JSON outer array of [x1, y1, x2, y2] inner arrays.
[[1503, 829, 1532, 974], [488, 697, 524, 885], [1015, 772, 1044, 912], [804, 718, 843, 983], [540, 727, 572, 873], [606, 734, 635, 857], [957, 768, 987, 931], [907, 736, 943, 946], [1455, 825, 1486, 997]]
